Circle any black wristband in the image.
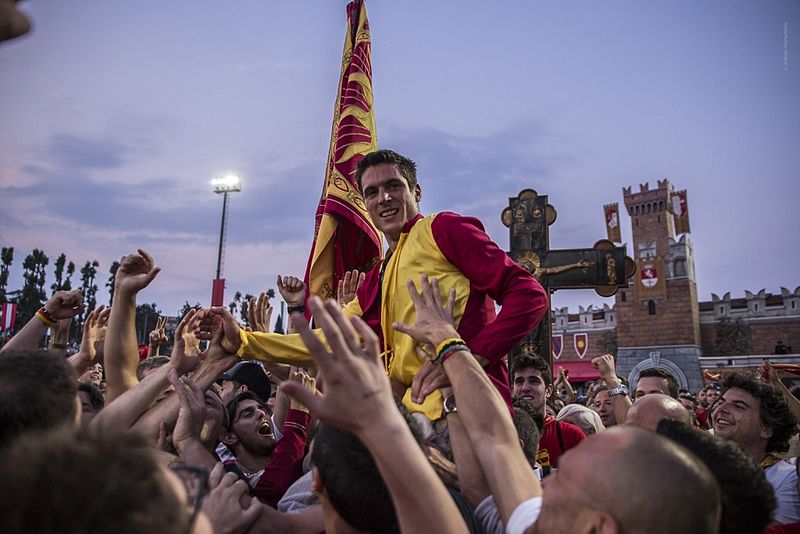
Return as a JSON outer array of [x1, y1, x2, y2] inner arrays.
[[287, 305, 305, 314], [51, 343, 68, 350]]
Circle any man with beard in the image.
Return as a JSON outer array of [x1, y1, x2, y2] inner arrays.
[[510, 353, 585, 472], [223, 390, 311, 508]]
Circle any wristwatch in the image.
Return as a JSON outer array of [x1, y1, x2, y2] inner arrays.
[[607, 384, 629, 397], [443, 395, 458, 415]]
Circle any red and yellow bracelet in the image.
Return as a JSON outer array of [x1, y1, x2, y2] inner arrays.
[[35, 307, 56, 327]]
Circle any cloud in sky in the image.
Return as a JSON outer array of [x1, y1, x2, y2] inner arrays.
[[1, 0, 798, 317]]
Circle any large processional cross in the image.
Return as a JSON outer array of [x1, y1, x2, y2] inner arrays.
[[502, 189, 635, 366]]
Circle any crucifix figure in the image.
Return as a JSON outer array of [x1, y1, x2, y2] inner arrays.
[[502, 189, 635, 366]]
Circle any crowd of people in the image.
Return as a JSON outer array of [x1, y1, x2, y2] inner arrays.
[[1, 147, 799, 534]]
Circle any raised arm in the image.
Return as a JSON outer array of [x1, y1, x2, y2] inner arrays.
[[68, 305, 109, 377], [592, 354, 632, 424], [393, 275, 541, 525], [0, 290, 84, 354], [336, 269, 365, 309], [104, 249, 160, 403], [132, 312, 237, 443], [147, 315, 168, 358], [282, 297, 468, 534]]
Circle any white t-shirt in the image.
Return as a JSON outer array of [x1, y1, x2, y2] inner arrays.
[[765, 459, 800, 524]]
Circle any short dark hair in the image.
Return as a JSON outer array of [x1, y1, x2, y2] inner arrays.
[[0, 428, 189, 534], [512, 397, 542, 469], [77, 381, 106, 412], [721, 372, 797, 453], [136, 355, 171, 381], [639, 368, 680, 398], [0, 349, 78, 448], [510, 353, 552, 388], [225, 391, 268, 431], [657, 419, 775, 534], [354, 149, 418, 193], [312, 422, 397, 532]]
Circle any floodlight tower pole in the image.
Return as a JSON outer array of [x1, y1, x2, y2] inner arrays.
[[210, 174, 241, 307]]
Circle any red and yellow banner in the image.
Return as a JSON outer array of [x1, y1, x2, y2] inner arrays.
[[604, 203, 621, 243], [671, 190, 690, 235], [304, 0, 382, 303]]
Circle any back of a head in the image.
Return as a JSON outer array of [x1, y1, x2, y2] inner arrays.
[[136, 355, 171, 380], [312, 423, 397, 533], [512, 397, 542, 468], [625, 393, 692, 430], [588, 426, 721, 534], [0, 349, 78, 448], [0, 427, 189, 534], [657, 419, 775, 534], [556, 403, 605, 435]]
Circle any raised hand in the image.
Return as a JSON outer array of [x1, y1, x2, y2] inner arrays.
[[287, 367, 316, 413], [80, 305, 108, 363], [172, 309, 204, 376], [247, 292, 273, 333], [203, 463, 262, 534], [280, 297, 395, 433], [392, 274, 458, 350], [114, 249, 161, 296], [44, 289, 85, 320], [276, 275, 306, 308], [148, 315, 169, 346], [169, 369, 206, 449], [193, 307, 242, 355], [591, 354, 616, 381], [336, 269, 365, 308]]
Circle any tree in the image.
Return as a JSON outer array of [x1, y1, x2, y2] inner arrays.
[[74, 260, 100, 340], [106, 260, 120, 306], [15, 249, 49, 333], [179, 301, 202, 319], [50, 253, 75, 295], [136, 303, 161, 345], [715, 317, 752, 356], [597, 330, 618, 357], [0, 246, 13, 303]]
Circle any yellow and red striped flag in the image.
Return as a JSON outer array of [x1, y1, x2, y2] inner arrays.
[[303, 0, 382, 304]]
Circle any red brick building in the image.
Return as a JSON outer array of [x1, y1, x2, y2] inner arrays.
[[551, 180, 800, 391]]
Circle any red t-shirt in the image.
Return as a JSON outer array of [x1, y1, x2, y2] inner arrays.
[[536, 415, 586, 470]]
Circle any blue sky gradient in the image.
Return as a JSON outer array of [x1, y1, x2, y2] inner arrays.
[[1, 0, 798, 317]]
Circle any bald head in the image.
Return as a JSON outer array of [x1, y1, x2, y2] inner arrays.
[[625, 393, 692, 430], [536, 426, 721, 533]]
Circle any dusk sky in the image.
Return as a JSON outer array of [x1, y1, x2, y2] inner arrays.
[[1, 1, 798, 321]]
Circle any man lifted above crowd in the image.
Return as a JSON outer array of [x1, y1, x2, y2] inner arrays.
[[198, 149, 548, 418]]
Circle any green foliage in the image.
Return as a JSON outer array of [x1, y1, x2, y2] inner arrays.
[[228, 291, 255, 326], [0, 246, 13, 303], [74, 260, 100, 339], [136, 303, 161, 345], [15, 249, 49, 333], [106, 261, 120, 306], [598, 330, 618, 357], [715, 316, 752, 356], [179, 301, 201, 319], [51, 253, 75, 295]]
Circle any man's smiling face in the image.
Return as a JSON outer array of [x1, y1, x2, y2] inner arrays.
[[713, 387, 771, 449], [360, 163, 420, 249]]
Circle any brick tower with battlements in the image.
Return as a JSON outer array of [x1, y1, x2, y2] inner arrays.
[[613, 179, 704, 392]]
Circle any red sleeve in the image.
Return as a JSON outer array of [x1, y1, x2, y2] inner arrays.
[[431, 212, 548, 362], [254, 409, 310, 508]]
